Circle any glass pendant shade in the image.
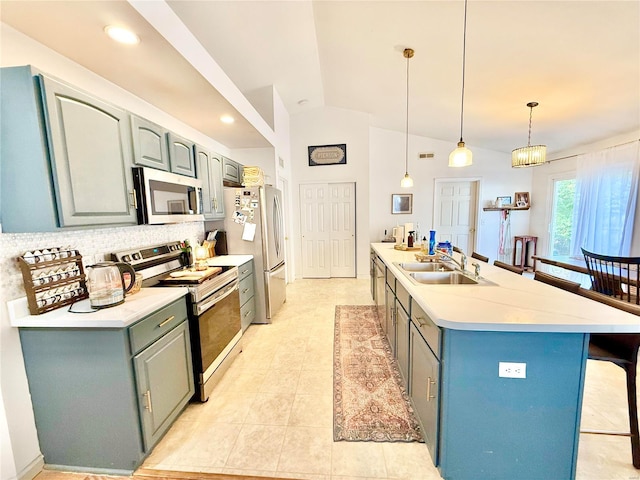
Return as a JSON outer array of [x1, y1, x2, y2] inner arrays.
[[511, 145, 547, 167], [401, 173, 414, 188], [448, 141, 473, 167]]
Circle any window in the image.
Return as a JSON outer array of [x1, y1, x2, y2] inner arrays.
[[550, 177, 576, 256]]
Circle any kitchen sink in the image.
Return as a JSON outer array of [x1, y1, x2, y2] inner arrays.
[[410, 271, 478, 284], [395, 261, 454, 272]]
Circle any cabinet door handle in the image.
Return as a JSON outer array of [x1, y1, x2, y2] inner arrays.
[[242, 288, 250, 294], [244, 310, 252, 318], [143, 390, 153, 413], [427, 377, 436, 401], [212, 197, 217, 211], [415, 316, 427, 328], [129, 189, 138, 209], [158, 315, 175, 328]]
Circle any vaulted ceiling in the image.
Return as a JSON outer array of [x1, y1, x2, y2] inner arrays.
[[1, 0, 638, 154]]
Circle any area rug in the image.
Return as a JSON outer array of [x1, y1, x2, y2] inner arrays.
[[333, 305, 424, 442]]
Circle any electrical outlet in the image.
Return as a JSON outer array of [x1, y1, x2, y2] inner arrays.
[[499, 362, 526, 379]]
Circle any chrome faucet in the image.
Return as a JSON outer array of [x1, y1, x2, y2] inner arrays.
[[472, 262, 481, 279], [441, 252, 467, 272]]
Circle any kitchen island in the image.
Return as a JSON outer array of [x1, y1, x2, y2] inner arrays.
[[371, 243, 640, 480]]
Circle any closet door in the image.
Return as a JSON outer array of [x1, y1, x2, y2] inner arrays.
[[300, 182, 356, 278]]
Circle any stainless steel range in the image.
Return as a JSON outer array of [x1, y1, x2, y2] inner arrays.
[[112, 242, 242, 402]]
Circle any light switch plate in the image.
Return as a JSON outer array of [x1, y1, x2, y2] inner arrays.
[[499, 362, 527, 378]]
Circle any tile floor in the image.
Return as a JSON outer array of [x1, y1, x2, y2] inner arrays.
[[36, 278, 640, 480]]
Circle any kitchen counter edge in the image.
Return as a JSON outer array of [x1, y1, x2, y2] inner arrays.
[[8, 287, 189, 328]]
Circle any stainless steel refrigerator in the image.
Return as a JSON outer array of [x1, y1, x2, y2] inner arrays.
[[223, 185, 286, 324]]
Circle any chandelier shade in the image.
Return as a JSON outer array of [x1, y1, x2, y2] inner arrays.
[[512, 101, 547, 167], [449, 141, 473, 167]]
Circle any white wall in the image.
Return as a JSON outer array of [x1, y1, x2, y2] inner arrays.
[[369, 127, 533, 261], [290, 107, 371, 278]]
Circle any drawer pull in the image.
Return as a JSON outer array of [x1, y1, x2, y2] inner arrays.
[[242, 288, 250, 294], [415, 316, 427, 328], [244, 310, 252, 317], [143, 390, 153, 412], [158, 315, 175, 328], [427, 377, 436, 401], [241, 269, 249, 275]]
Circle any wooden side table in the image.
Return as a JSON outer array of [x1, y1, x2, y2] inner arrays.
[[513, 235, 538, 271]]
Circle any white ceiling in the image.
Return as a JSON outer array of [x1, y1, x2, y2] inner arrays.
[[1, 0, 638, 154]]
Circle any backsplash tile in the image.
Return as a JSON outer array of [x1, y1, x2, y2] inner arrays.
[[1, 223, 204, 301]]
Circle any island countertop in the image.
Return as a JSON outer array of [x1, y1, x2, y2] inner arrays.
[[8, 287, 189, 328], [371, 243, 640, 333]]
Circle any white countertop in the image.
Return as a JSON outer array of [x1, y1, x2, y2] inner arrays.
[[206, 254, 254, 267], [8, 287, 188, 328], [372, 243, 640, 333]]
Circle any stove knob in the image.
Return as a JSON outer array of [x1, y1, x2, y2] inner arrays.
[[122, 255, 131, 262], [132, 253, 141, 260]]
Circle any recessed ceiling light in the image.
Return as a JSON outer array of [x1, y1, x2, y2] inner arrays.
[[104, 25, 140, 45], [220, 115, 235, 124]]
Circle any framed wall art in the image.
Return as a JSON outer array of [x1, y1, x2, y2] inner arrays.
[[308, 144, 347, 166], [391, 194, 413, 214], [515, 192, 530, 207]]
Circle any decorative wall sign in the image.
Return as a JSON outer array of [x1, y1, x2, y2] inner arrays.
[[308, 144, 347, 166], [392, 194, 413, 214]]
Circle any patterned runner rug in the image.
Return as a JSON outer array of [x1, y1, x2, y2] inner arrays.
[[333, 305, 424, 442]]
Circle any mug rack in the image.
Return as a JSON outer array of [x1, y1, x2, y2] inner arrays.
[[17, 249, 89, 315]]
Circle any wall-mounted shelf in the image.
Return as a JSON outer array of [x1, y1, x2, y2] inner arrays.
[[483, 206, 530, 212]]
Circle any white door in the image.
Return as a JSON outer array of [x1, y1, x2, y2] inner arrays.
[[329, 183, 356, 277], [300, 182, 356, 278], [434, 180, 478, 254]]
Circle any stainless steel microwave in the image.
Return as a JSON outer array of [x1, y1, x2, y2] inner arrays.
[[132, 167, 203, 224]]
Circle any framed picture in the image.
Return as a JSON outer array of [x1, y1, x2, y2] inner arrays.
[[496, 196, 512, 207], [515, 192, 530, 208], [392, 194, 413, 214], [308, 144, 347, 166]]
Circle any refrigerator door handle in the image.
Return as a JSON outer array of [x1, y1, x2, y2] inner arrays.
[[273, 194, 282, 259]]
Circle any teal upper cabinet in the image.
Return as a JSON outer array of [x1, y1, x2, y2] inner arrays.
[[195, 145, 225, 220], [131, 115, 170, 171], [167, 132, 196, 177], [222, 156, 243, 186], [0, 66, 138, 232]]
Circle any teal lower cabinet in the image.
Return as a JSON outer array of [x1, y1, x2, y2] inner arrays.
[[409, 322, 440, 463], [438, 329, 589, 480], [18, 297, 194, 474]]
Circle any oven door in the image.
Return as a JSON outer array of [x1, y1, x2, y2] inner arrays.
[[194, 280, 241, 386]]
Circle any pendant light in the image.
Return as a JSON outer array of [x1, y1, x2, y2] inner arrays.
[[400, 48, 414, 188], [448, 0, 472, 167], [511, 102, 547, 167]]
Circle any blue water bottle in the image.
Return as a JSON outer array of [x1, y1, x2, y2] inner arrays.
[[429, 230, 436, 255]]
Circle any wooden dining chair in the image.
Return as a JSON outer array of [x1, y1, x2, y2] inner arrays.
[[582, 248, 640, 305], [577, 288, 640, 468], [533, 271, 581, 293], [535, 274, 640, 468], [493, 260, 524, 275], [471, 252, 489, 263]]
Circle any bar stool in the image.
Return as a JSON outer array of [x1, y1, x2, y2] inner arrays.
[[513, 235, 538, 271]]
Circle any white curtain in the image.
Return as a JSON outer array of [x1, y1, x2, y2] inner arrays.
[[571, 141, 640, 256]]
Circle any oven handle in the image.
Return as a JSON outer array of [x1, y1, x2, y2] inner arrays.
[[196, 281, 239, 316]]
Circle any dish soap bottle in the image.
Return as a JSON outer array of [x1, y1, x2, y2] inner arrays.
[[407, 231, 414, 248], [429, 230, 436, 255]]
